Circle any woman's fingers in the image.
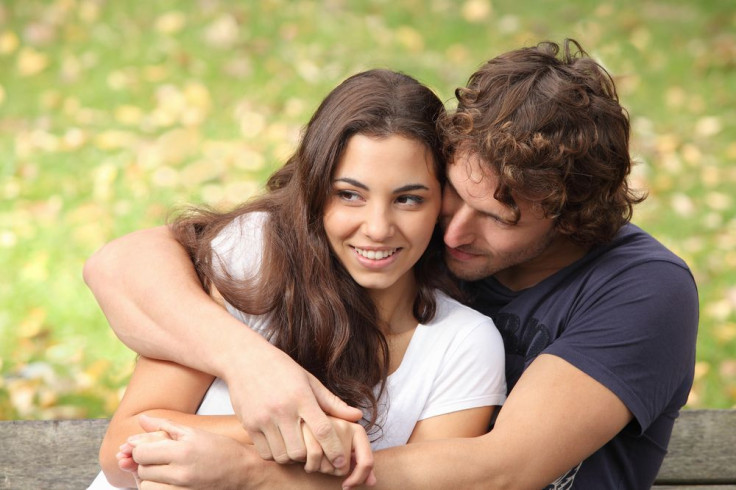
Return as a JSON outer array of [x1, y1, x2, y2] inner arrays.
[[341, 424, 376, 488]]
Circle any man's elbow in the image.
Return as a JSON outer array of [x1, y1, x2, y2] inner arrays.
[[83, 231, 142, 296], [83, 246, 108, 292]]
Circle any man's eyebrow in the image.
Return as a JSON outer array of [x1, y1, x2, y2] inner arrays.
[[483, 209, 514, 224], [333, 178, 430, 193], [447, 179, 514, 223]]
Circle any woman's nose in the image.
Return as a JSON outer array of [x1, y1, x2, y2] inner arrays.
[[362, 205, 394, 241]]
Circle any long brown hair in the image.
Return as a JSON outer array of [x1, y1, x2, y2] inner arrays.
[[440, 39, 645, 246], [171, 69, 456, 432]]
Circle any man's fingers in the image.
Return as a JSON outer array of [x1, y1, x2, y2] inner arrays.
[[252, 426, 292, 464], [267, 426, 293, 464], [138, 481, 175, 490], [135, 467, 178, 489], [247, 431, 273, 461], [138, 413, 166, 433], [310, 375, 363, 422], [131, 439, 180, 466], [136, 463, 171, 483], [281, 417, 308, 462], [299, 408, 349, 473], [138, 414, 188, 441], [301, 420, 325, 473]]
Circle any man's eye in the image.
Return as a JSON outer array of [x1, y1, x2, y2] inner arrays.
[[488, 215, 511, 226]]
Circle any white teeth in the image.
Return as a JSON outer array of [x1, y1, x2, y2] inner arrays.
[[355, 248, 397, 260]]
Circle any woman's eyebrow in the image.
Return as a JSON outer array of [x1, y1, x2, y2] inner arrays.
[[333, 178, 430, 194], [393, 184, 430, 193], [333, 177, 367, 190]]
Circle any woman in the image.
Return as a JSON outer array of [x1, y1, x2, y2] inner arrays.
[[89, 69, 505, 489]]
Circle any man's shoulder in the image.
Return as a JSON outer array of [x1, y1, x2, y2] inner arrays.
[[603, 223, 687, 265], [578, 223, 693, 282]]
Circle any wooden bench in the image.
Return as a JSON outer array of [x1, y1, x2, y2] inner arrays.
[[1, 410, 734, 489]]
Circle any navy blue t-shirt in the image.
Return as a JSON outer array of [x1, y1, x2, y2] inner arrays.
[[466, 223, 699, 489]]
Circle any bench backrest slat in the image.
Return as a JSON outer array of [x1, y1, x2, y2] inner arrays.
[[0, 418, 108, 490], [1, 410, 735, 488], [655, 409, 736, 484]]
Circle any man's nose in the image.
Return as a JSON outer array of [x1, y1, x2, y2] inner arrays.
[[443, 204, 475, 248]]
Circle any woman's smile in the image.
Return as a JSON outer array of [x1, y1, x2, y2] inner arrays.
[[352, 246, 402, 268]]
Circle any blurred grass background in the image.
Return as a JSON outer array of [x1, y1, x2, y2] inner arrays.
[[1, 0, 734, 420]]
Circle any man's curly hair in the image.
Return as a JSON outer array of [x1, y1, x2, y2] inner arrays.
[[439, 39, 645, 246]]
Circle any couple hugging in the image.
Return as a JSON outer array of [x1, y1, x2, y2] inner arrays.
[[87, 39, 698, 490]]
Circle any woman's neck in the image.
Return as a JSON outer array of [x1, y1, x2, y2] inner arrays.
[[369, 275, 418, 335]]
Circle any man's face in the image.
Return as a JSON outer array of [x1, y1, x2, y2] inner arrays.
[[441, 152, 558, 287]]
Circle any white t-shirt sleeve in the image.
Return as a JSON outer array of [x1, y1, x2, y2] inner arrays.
[[209, 212, 271, 330], [419, 315, 506, 421], [211, 211, 267, 281]]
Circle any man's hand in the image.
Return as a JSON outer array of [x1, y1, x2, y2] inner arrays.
[[223, 343, 364, 474], [301, 415, 376, 488]]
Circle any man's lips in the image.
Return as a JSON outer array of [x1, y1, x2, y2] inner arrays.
[[446, 246, 480, 261]]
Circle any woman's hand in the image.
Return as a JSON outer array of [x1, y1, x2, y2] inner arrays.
[[117, 430, 171, 475], [129, 414, 376, 489], [129, 415, 255, 490], [301, 415, 376, 488]]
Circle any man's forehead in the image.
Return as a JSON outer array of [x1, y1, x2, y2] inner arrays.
[[448, 152, 496, 190], [447, 151, 523, 222]]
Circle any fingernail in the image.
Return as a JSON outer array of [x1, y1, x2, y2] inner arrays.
[[333, 456, 345, 468]]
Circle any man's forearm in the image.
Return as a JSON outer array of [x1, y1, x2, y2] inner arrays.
[[251, 436, 496, 490], [83, 226, 265, 378]]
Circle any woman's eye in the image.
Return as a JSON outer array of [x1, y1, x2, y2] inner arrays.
[[396, 195, 424, 206], [337, 190, 362, 202]]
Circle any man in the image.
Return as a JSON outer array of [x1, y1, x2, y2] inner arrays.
[[84, 39, 698, 489]]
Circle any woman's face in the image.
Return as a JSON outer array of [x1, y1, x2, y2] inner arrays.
[[323, 134, 442, 297]]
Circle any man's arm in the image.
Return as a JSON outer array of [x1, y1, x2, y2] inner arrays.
[[359, 354, 631, 489], [83, 226, 363, 471], [132, 354, 631, 489]]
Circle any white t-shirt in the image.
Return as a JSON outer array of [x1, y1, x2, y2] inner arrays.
[[88, 212, 506, 489]]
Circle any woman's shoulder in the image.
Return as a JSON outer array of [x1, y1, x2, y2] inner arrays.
[[212, 211, 269, 250], [211, 211, 270, 279], [432, 290, 496, 328], [425, 291, 504, 359]]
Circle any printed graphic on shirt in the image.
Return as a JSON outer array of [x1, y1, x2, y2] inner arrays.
[[543, 463, 581, 489], [492, 312, 551, 360]]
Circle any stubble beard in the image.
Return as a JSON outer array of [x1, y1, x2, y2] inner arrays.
[[445, 228, 558, 283]]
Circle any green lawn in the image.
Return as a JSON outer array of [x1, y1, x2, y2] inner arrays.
[[1, 0, 735, 419]]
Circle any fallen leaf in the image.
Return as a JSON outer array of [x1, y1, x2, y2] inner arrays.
[[203, 14, 239, 49], [0, 30, 19, 54], [395, 26, 424, 52], [17, 47, 49, 76], [155, 11, 187, 35], [462, 0, 492, 22], [695, 116, 722, 137]]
